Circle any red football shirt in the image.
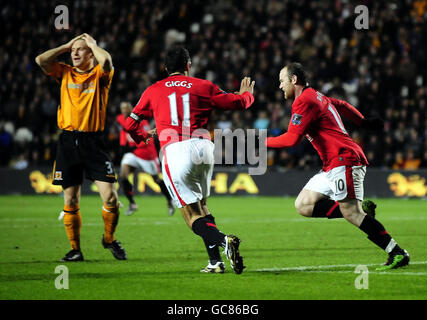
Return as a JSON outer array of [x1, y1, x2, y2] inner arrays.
[[116, 114, 137, 147], [126, 75, 254, 148], [287, 87, 368, 171], [116, 115, 157, 160]]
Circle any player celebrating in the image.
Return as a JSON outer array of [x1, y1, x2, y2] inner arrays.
[[125, 46, 255, 274], [116, 102, 175, 216], [35, 34, 127, 261], [266, 63, 409, 270]]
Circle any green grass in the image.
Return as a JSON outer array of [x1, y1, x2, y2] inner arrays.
[[0, 195, 426, 300]]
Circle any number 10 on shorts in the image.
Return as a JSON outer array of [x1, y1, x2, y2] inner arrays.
[[335, 178, 345, 192]]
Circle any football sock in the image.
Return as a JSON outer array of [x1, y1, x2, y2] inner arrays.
[[160, 181, 172, 201], [192, 217, 226, 248], [156, 179, 172, 201], [312, 199, 343, 219], [63, 205, 82, 251], [359, 215, 401, 253], [102, 204, 119, 243], [121, 178, 135, 204], [203, 215, 222, 264]]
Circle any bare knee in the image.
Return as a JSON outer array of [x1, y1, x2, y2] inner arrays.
[[295, 190, 328, 217], [103, 189, 119, 207], [64, 187, 80, 207], [294, 197, 313, 217], [65, 194, 79, 207], [181, 202, 204, 229]]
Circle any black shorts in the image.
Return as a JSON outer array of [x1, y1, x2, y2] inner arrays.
[[52, 131, 116, 189]]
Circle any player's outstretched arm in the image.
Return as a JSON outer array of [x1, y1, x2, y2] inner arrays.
[[329, 97, 384, 130], [329, 97, 364, 126], [265, 132, 302, 148], [81, 33, 113, 73], [211, 77, 255, 110], [35, 35, 82, 74]]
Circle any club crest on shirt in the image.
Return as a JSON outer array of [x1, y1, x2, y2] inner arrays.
[[54, 171, 63, 180], [292, 114, 303, 125]]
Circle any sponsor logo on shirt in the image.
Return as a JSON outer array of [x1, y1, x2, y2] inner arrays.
[[291, 114, 303, 125], [68, 81, 95, 91]]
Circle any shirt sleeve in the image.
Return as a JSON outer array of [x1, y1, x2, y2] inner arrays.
[[287, 98, 316, 136], [210, 84, 254, 110], [124, 89, 153, 144], [266, 132, 302, 148], [46, 62, 67, 82], [133, 89, 153, 119], [97, 65, 114, 89], [328, 97, 364, 126], [124, 115, 149, 144], [116, 115, 124, 127]]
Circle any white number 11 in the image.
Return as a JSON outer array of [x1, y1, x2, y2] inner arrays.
[[168, 92, 190, 127]]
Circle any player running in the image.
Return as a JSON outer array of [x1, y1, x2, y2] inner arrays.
[[125, 46, 255, 274], [266, 63, 409, 271], [35, 34, 127, 261], [116, 102, 175, 216]]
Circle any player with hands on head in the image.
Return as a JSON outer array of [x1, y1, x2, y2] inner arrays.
[[35, 34, 127, 262]]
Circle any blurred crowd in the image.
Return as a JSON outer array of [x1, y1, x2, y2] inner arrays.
[[1, 0, 427, 170]]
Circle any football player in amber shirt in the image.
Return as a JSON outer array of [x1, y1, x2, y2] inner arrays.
[[35, 34, 127, 262]]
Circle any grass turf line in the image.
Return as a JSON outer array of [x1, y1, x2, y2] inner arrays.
[[0, 195, 426, 300]]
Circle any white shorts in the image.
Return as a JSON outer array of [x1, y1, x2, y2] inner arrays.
[[303, 165, 366, 201], [120, 153, 160, 176], [161, 138, 215, 208]]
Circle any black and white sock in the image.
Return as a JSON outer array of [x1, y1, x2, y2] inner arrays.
[[158, 180, 172, 201], [359, 215, 402, 254]]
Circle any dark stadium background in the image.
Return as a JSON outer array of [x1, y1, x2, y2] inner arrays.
[[1, 0, 427, 172], [1, 1, 427, 305]]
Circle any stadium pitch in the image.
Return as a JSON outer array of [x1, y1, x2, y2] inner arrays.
[[0, 195, 426, 300]]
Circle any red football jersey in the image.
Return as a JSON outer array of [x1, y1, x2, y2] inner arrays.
[[128, 75, 254, 148], [288, 87, 368, 171], [116, 115, 157, 160], [116, 114, 137, 147]]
